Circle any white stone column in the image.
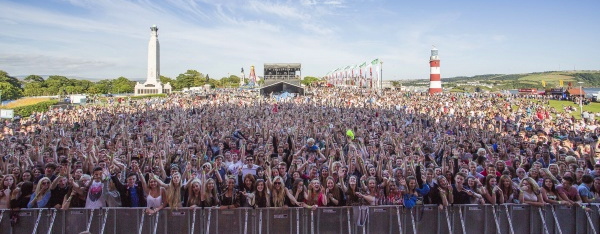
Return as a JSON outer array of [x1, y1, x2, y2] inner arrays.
[[147, 25, 160, 84]]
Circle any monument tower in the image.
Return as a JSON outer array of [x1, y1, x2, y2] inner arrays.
[[429, 46, 442, 94], [147, 25, 159, 84], [135, 25, 172, 95]]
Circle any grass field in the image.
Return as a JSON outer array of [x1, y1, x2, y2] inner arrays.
[[519, 73, 575, 82], [1, 98, 51, 108], [516, 72, 576, 88], [548, 100, 600, 120]]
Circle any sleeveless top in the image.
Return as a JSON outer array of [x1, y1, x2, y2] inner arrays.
[[147, 193, 162, 208], [545, 189, 559, 201], [522, 191, 538, 202]]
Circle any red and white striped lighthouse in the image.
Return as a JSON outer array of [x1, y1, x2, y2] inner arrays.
[[429, 47, 442, 94]]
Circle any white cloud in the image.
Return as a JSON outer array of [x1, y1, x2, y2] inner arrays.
[[301, 0, 318, 6], [247, 1, 309, 20], [322, 0, 344, 6]]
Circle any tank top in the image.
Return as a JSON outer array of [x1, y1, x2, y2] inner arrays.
[[522, 191, 538, 202], [85, 181, 106, 209], [146, 193, 162, 208]]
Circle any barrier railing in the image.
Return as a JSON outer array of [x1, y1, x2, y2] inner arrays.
[[0, 204, 598, 234]]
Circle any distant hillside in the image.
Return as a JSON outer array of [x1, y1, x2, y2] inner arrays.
[[399, 70, 600, 90]]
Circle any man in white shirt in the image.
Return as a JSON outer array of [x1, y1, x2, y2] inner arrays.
[[241, 156, 259, 178], [227, 153, 243, 175], [78, 167, 109, 209]]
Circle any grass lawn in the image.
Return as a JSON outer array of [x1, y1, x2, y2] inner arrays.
[[519, 73, 574, 82], [548, 100, 600, 120], [1, 98, 51, 109], [518, 73, 576, 88]]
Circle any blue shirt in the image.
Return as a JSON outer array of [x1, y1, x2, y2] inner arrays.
[[577, 183, 593, 201], [129, 186, 140, 207], [28, 192, 51, 208]]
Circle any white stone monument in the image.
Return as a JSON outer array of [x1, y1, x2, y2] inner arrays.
[[135, 25, 172, 95]]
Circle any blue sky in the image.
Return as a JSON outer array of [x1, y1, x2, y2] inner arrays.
[[0, 0, 598, 80]]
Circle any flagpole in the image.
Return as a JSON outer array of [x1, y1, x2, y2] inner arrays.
[[380, 61, 383, 91]]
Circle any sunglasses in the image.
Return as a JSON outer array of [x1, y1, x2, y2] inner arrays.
[[274, 182, 282, 185]]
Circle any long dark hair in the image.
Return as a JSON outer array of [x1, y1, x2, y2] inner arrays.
[[19, 181, 34, 197], [291, 179, 305, 202], [542, 178, 558, 194]]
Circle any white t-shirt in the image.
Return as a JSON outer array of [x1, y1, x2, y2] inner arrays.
[[241, 164, 259, 178], [85, 181, 106, 209], [228, 161, 243, 175]]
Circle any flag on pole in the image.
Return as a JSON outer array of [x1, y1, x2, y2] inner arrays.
[[357, 62, 366, 87], [371, 59, 381, 89], [368, 64, 373, 88], [542, 80, 546, 87]]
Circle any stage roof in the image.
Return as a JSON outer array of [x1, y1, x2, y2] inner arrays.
[[264, 63, 301, 69]]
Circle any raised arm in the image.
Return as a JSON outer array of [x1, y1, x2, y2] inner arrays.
[[50, 176, 63, 190], [139, 172, 149, 196]]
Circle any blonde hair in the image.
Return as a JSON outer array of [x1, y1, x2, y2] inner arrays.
[[34, 177, 52, 201], [271, 176, 286, 207], [166, 172, 182, 209], [520, 177, 540, 193], [187, 179, 202, 207]]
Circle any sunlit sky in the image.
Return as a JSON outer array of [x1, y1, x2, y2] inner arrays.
[[1, 0, 599, 80]]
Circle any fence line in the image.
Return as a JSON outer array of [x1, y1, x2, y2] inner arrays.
[[0, 204, 598, 234]]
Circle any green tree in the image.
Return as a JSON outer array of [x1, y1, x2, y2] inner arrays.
[[0, 81, 23, 101], [73, 79, 94, 93], [24, 75, 45, 83], [220, 75, 240, 87], [111, 77, 135, 94], [0, 70, 22, 88], [45, 75, 72, 95], [88, 84, 108, 94], [0, 70, 24, 100], [23, 82, 45, 96], [22, 74, 47, 96], [301, 76, 321, 86], [204, 78, 217, 88], [86, 79, 112, 94], [175, 70, 205, 89], [160, 75, 174, 85]]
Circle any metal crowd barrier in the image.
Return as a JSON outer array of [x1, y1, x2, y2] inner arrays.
[[0, 204, 598, 234]]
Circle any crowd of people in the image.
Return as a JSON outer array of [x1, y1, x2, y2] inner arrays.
[[0, 87, 599, 219]]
